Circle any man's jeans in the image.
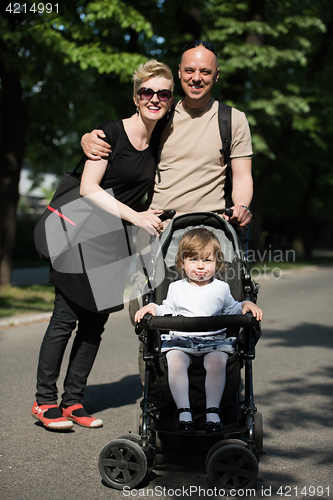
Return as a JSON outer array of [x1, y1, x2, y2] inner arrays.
[[36, 288, 109, 406]]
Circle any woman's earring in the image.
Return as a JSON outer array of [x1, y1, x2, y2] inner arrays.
[[136, 106, 139, 114], [166, 108, 171, 119]]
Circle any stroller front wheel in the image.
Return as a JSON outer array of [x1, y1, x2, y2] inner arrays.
[[118, 433, 156, 476], [207, 443, 259, 492], [205, 438, 247, 471], [98, 438, 147, 490]]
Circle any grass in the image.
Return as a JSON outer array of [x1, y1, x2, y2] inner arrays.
[[0, 284, 54, 318]]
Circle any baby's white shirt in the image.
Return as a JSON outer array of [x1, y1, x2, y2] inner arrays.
[[155, 279, 243, 337]]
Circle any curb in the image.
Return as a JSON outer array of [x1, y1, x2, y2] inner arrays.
[[254, 264, 324, 281], [0, 312, 52, 329]]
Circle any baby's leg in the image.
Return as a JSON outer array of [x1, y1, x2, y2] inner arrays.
[[166, 350, 191, 422], [204, 351, 228, 423]]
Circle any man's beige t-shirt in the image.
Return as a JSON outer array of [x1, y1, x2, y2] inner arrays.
[[150, 99, 252, 215]]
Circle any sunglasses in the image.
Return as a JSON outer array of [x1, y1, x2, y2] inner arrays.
[[138, 87, 172, 102], [182, 40, 218, 56]]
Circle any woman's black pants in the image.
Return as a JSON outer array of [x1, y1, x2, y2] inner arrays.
[[35, 288, 109, 407]]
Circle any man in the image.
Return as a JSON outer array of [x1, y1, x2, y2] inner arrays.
[[81, 41, 253, 226]]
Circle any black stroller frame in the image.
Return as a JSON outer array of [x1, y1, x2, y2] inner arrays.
[[98, 211, 264, 492]]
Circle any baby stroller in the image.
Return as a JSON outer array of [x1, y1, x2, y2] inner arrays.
[[98, 210, 264, 493]]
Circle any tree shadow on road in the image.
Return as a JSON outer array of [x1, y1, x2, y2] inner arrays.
[[256, 364, 333, 415], [255, 323, 333, 422], [256, 324, 333, 429], [262, 322, 333, 349], [250, 323, 333, 491]]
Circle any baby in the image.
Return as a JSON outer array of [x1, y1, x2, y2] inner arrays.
[[135, 228, 263, 432]]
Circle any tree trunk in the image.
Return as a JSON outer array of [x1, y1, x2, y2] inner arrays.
[[0, 62, 28, 286], [300, 165, 317, 260]]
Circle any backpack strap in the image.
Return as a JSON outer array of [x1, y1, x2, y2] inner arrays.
[[218, 102, 232, 208], [150, 103, 176, 180], [144, 104, 176, 208]]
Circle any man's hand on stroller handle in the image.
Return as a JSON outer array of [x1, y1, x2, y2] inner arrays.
[[241, 301, 263, 321], [134, 303, 157, 323], [222, 206, 252, 227]]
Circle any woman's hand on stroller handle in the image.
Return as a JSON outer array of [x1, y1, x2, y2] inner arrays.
[[135, 209, 176, 237], [132, 210, 164, 236]]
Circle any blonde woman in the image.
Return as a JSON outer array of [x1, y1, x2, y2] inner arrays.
[[32, 60, 174, 431]]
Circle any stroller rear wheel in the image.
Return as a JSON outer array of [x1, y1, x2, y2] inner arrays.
[[98, 438, 147, 490], [118, 433, 156, 476], [118, 433, 142, 445], [207, 443, 259, 492]]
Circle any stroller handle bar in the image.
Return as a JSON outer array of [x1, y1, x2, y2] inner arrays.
[[159, 210, 176, 222], [159, 209, 233, 223], [139, 312, 260, 332]]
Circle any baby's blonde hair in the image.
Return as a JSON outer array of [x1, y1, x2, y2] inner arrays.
[[175, 228, 224, 273], [132, 59, 174, 97]]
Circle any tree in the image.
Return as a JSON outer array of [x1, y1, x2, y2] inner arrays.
[[1, 0, 333, 286], [0, 0, 153, 286], [201, 0, 333, 256]]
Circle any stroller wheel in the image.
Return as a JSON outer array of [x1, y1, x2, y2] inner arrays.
[[207, 444, 259, 492], [118, 433, 141, 443], [98, 438, 147, 490], [118, 433, 156, 476], [205, 439, 247, 471]]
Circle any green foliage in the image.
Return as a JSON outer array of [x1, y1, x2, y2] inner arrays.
[[0, 0, 155, 177], [0, 284, 54, 317], [1, 0, 333, 262], [83, 0, 153, 35]]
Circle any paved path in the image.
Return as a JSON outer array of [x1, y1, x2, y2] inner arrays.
[[1, 267, 332, 500]]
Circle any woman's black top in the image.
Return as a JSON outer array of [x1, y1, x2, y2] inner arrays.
[[50, 120, 156, 313], [99, 119, 155, 208]]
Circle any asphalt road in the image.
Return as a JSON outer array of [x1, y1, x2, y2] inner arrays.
[[1, 267, 332, 500]]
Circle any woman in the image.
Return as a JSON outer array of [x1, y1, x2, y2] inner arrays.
[[32, 60, 174, 430]]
